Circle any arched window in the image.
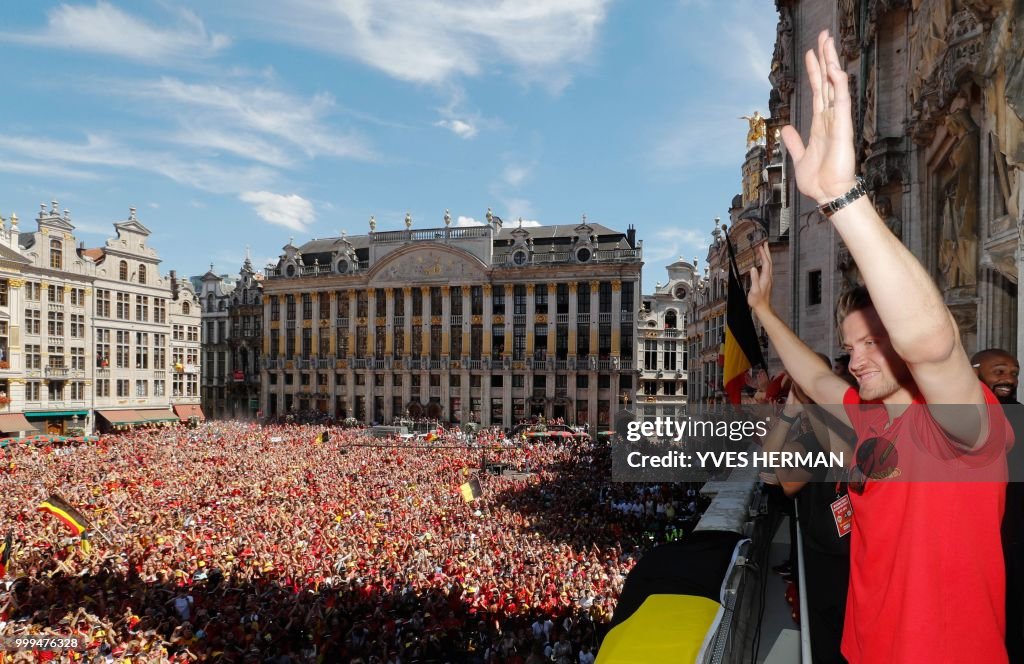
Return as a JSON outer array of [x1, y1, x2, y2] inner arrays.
[[138, 265, 147, 284], [49, 239, 62, 270], [119, 260, 129, 281], [182, 301, 190, 315], [207, 294, 215, 313], [665, 310, 678, 329]]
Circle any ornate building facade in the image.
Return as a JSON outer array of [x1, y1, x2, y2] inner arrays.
[[0, 202, 200, 437], [768, 0, 1024, 357], [636, 258, 693, 419], [260, 212, 642, 428], [196, 255, 263, 419]]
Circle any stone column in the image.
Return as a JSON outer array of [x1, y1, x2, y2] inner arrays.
[[367, 288, 377, 358], [525, 284, 536, 357], [611, 280, 622, 356], [263, 294, 272, 356], [590, 280, 600, 357], [441, 286, 451, 357], [568, 282, 578, 359], [385, 289, 395, 356], [348, 292, 357, 359], [462, 288, 471, 360], [311, 293, 320, 355], [403, 287, 413, 355], [420, 287, 431, 360], [482, 285, 493, 357], [547, 282, 557, 358]]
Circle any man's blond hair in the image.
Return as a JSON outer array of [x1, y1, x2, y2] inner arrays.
[[835, 286, 873, 342]]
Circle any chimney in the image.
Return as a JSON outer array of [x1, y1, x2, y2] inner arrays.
[[170, 270, 179, 298], [626, 224, 636, 249]]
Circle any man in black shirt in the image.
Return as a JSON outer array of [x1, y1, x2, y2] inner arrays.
[[973, 348, 1023, 662]]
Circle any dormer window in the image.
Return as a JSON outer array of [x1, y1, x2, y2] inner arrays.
[[138, 265, 147, 284], [49, 239, 63, 270], [119, 260, 129, 281], [182, 302, 190, 315]]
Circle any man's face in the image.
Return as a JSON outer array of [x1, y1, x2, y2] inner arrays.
[[841, 306, 911, 402], [976, 354, 1019, 402]]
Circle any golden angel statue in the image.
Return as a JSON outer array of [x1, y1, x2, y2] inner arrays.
[[739, 111, 766, 147]]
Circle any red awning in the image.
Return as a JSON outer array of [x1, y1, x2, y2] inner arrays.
[[0, 413, 37, 433], [173, 404, 206, 421]]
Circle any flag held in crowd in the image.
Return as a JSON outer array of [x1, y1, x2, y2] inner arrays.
[[723, 237, 766, 404], [38, 493, 92, 536], [0, 531, 12, 577], [460, 477, 482, 503]]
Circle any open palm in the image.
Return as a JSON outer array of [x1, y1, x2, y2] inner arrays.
[[779, 31, 859, 205]]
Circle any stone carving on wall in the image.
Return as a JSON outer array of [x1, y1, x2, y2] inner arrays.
[[874, 196, 903, 241], [912, 6, 985, 144], [769, 5, 794, 95], [839, 0, 860, 59], [939, 109, 980, 291]]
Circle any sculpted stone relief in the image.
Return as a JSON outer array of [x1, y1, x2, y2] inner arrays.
[[374, 249, 485, 285], [939, 109, 980, 291]]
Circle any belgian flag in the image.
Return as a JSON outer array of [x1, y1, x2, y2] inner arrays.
[[597, 530, 745, 662], [723, 237, 766, 404], [0, 531, 12, 577], [460, 477, 482, 503], [38, 494, 91, 536]]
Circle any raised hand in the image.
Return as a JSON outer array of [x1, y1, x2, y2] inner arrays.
[[779, 31, 858, 205], [746, 243, 773, 314]]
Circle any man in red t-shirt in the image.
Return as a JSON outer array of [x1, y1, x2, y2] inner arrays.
[[747, 31, 1012, 663]]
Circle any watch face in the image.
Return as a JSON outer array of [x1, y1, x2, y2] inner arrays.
[[285, 264, 295, 277], [513, 251, 527, 265], [674, 287, 687, 300], [337, 259, 348, 274], [576, 247, 591, 263]]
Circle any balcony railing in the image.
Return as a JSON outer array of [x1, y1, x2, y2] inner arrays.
[[429, 386, 441, 398], [45, 366, 69, 377], [620, 310, 633, 323], [620, 359, 634, 371], [577, 313, 590, 324], [663, 329, 683, 338], [467, 359, 483, 370], [316, 358, 333, 369], [337, 317, 350, 328], [370, 359, 386, 370], [450, 315, 462, 326], [392, 316, 404, 328], [599, 312, 612, 324], [429, 359, 446, 370], [556, 313, 569, 324]]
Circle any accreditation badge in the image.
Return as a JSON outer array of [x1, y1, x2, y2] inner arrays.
[[830, 494, 853, 538]]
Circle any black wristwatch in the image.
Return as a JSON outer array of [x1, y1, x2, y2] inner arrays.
[[778, 412, 800, 425], [818, 177, 867, 218]]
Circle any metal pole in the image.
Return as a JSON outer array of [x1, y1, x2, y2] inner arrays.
[[794, 501, 812, 663]]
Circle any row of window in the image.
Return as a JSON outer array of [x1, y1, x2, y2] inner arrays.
[[268, 371, 633, 390], [0, 281, 87, 308], [268, 283, 637, 321], [268, 326, 633, 360], [23, 311, 86, 337], [94, 291, 171, 322], [23, 380, 87, 401], [22, 345, 87, 370], [642, 341, 686, 371]]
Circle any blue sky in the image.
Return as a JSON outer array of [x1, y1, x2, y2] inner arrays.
[[0, 0, 777, 292]]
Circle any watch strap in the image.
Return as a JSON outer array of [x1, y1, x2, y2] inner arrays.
[[818, 177, 867, 218]]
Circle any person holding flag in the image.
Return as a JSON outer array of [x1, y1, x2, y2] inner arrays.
[[723, 227, 768, 404], [38, 493, 92, 537]]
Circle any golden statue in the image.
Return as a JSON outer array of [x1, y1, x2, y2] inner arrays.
[[739, 111, 766, 147]]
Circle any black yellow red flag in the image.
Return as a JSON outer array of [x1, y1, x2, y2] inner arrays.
[[0, 531, 12, 577], [723, 238, 766, 403], [38, 494, 91, 536], [460, 477, 482, 503]]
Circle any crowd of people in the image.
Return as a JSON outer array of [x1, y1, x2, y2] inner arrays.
[[0, 422, 702, 662]]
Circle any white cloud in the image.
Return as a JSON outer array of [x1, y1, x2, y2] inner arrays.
[[2, 1, 229, 62], [435, 119, 478, 139], [456, 215, 485, 227], [132, 77, 373, 161], [503, 164, 530, 187], [233, 0, 610, 87], [239, 191, 315, 231], [645, 227, 709, 262]]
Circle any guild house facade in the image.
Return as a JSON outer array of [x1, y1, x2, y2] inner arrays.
[[260, 211, 643, 428]]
